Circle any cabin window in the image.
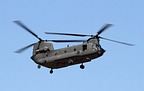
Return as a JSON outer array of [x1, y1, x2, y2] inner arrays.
[[83, 45, 87, 51], [64, 50, 67, 53]]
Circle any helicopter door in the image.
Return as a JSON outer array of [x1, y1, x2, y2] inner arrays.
[[82, 44, 87, 51]]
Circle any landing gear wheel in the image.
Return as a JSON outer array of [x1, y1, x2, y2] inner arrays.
[[37, 65, 41, 69], [50, 69, 53, 74], [80, 64, 85, 69]]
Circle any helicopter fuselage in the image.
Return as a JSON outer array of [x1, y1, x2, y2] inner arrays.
[[31, 39, 105, 69]]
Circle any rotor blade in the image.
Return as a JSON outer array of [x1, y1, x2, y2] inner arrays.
[[15, 43, 35, 53], [45, 32, 92, 37], [96, 24, 113, 36], [48, 40, 86, 42], [13, 20, 42, 41], [99, 36, 134, 46]]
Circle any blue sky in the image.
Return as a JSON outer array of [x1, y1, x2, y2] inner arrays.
[[0, 0, 144, 91]]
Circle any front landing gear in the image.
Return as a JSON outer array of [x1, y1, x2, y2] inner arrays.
[[50, 69, 53, 74], [80, 63, 85, 69]]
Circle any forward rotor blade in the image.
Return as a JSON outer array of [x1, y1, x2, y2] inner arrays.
[[13, 20, 42, 41], [96, 24, 113, 36], [15, 43, 35, 53], [45, 32, 92, 37], [99, 36, 134, 46], [48, 40, 86, 42]]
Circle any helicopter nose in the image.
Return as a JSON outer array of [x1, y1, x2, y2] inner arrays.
[[101, 48, 105, 53], [98, 48, 105, 56]]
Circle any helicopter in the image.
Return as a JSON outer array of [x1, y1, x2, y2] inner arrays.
[[14, 20, 134, 74]]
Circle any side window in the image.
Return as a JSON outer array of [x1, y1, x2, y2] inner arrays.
[[64, 50, 67, 53]]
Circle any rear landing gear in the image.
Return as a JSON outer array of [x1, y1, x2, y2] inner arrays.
[[80, 63, 85, 69], [50, 69, 53, 74], [37, 65, 41, 69]]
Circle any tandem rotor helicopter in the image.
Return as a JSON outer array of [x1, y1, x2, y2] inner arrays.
[[14, 20, 134, 74]]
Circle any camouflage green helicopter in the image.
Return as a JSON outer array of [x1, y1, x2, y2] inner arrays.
[[14, 20, 134, 74]]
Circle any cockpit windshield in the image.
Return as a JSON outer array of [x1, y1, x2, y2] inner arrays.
[[92, 43, 101, 51]]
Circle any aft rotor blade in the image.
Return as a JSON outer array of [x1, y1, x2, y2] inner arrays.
[[48, 40, 86, 42], [99, 36, 134, 46], [45, 32, 92, 37], [15, 43, 35, 53], [96, 24, 113, 36], [13, 20, 42, 41]]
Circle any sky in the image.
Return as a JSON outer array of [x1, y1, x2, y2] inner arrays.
[[0, 0, 144, 91]]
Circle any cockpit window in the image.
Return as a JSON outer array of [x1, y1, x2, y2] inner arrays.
[[92, 43, 101, 50]]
